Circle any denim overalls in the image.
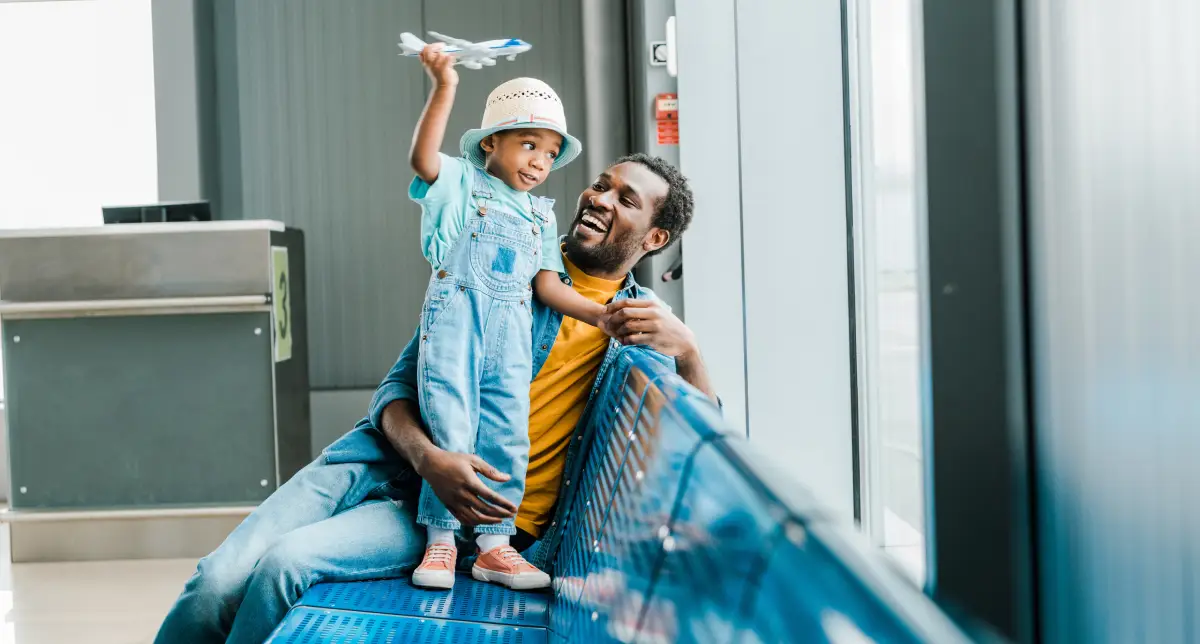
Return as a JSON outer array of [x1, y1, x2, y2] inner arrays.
[[416, 164, 553, 536]]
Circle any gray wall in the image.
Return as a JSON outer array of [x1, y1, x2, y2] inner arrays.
[[1026, 0, 1200, 641], [0, 403, 7, 501], [677, 0, 854, 518], [213, 0, 593, 389], [734, 0, 854, 520], [627, 0, 683, 314], [152, 0, 205, 202], [676, 0, 748, 434]]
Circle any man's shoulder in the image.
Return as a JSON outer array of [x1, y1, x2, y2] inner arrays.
[[627, 281, 671, 311]]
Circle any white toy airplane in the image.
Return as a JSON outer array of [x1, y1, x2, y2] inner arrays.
[[398, 31, 532, 70]]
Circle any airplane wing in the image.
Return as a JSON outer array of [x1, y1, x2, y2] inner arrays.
[[398, 32, 426, 55], [427, 31, 478, 50]]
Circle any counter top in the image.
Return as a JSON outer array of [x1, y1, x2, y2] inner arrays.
[[0, 219, 285, 240]]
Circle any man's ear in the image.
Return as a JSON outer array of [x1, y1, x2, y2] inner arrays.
[[642, 228, 670, 254], [480, 135, 496, 154]]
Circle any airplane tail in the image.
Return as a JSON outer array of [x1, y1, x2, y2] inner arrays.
[[398, 32, 426, 56]]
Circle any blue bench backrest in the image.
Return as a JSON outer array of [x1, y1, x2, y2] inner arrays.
[[552, 348, 969, 643], [269, 347, 970, 643]]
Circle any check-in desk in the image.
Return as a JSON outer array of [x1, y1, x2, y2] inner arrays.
[[0, 221, 309, 561]]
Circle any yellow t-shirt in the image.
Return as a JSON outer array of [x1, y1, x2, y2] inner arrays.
[[515, 256, 623, 537]]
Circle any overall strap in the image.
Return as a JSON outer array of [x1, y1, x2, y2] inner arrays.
[[470, 164, 493, 200], [530, 195, 555, 225]]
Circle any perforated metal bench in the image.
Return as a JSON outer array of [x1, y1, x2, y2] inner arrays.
[[267, 350, 969, 643]]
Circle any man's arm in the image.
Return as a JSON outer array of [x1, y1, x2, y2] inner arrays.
[[675, 350, 716, 403], [604, 299, 718, 403]]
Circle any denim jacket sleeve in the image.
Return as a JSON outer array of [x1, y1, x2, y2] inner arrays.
[[368, 329, 421, 431]]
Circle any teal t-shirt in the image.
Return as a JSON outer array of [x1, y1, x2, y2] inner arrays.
[[408, 153, 563, 273]]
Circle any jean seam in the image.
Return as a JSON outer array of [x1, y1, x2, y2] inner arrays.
[[417, 515, 461, 531], [473, 523, 517, 536], [314, 561, 419, 586]]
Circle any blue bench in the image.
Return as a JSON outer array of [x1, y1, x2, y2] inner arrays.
[[266, 350, 968, 643]]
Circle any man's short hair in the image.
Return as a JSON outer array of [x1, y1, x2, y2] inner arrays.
[[615, 153, 694, 257]]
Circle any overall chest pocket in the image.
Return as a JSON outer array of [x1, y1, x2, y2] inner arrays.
[[469, 220, 540, 293]]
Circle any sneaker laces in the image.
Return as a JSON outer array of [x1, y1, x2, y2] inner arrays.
[[494, 545, 527, 565], [424, 544, 455, 566]]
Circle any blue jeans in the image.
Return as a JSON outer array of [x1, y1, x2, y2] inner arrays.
[[416, 196, 544, 536], [153, 454, 423, 644]]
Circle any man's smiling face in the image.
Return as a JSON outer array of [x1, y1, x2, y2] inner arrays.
[[563, 161, 670, 276]]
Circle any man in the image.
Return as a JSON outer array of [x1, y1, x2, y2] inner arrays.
[[155, 153, 714, 643]]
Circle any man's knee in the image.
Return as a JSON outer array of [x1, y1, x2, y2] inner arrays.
[[286, 457, 403, 512], [247, 535, 322, 600], [186, 554, 252, 613]]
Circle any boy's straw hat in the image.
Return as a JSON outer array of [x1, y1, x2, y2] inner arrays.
[[460, 77, 582, 171]]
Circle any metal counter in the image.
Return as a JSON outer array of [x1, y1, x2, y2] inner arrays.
[[0, 220, 309, 560]]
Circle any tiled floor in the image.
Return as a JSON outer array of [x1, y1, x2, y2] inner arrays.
[[0, 526, 196, 644]]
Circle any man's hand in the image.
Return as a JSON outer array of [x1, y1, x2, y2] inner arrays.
[[415, 447, 517, 527], [419, 43, 458, 88], [605, 299, 698, 357], [605, 298, 717, 402]]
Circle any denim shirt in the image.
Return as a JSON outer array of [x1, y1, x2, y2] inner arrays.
[[321, 260, 675, 572]]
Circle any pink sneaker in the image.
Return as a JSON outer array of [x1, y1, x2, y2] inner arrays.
[[471, 545, 551, 590], [412, 543, 457, 589]]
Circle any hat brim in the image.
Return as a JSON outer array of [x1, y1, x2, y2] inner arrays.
[[460, 121, 582, 172]]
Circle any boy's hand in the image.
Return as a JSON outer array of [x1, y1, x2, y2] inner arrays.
[[597, 312, 617, 338], [420, 43, 459, 88]]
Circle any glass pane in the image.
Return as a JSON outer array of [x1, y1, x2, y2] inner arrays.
[[0, 0, 157, 231], [0, 0, 157, 401], [849, 0, 926, 584]]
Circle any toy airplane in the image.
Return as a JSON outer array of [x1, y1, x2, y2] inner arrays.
[[398, 31, 532, 70]]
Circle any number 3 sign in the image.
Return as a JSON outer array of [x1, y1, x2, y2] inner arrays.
[[272, 246, 292, 363]]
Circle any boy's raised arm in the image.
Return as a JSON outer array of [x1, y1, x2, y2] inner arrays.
[[410, 44, 459, 184]]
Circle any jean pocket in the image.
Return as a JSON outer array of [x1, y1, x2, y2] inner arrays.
[[423, 280, 464, 332], [469, 228, 537, 293]]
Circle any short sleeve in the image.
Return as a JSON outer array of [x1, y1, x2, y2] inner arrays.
[[539, 213, 565, 273], [410, 154, 473, 268], [408, 153, 470, 206]]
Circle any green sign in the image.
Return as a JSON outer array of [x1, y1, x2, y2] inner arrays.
[[272, 246, 292, 362]]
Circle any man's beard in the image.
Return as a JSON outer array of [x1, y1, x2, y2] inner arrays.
[[563, 228, 643, 275]]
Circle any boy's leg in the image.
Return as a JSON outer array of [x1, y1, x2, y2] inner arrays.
[[226, 497, 426, 644], [412, 284, 483, 588], [470, 299, 548, 589], [474, 297, 533, 538], [154, 454, 402, 644], [415, 285, 483, 533]]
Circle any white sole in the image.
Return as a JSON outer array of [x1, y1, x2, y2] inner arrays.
[[471, 564, 551, 590], [411, 569, 455, 590]]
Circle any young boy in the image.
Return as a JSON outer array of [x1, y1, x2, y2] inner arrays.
[[406, 44, 607, 590]]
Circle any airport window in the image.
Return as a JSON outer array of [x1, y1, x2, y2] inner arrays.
[[847, 0, 927, 583], [0, 0, 157, 400], [0, 0, 157, 232]]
